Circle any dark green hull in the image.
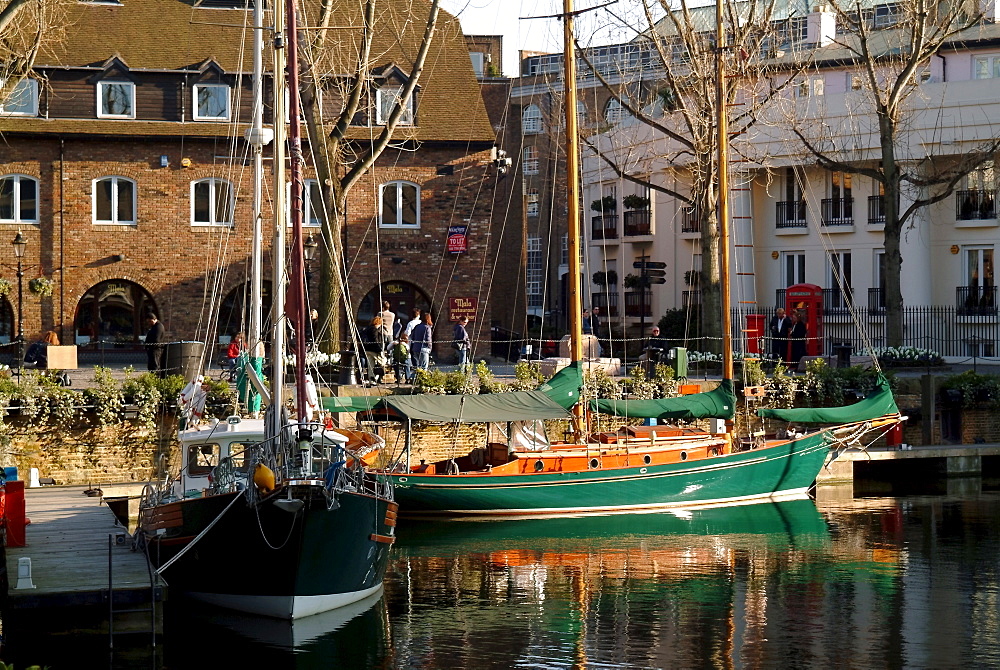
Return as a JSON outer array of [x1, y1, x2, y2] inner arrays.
[[391, 432, 830, 516], [145, 486, 394, 618]]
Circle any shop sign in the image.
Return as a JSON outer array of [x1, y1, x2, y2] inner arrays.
[[447, 225, 468, 254], [448, 297, 477, 322]]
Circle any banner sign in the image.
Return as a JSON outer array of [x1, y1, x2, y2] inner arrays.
[[448, 297, 477, 322], [447, 225, 468, 254]]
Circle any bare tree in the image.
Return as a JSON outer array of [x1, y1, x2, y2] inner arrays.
[[0, 0, 66, 103], [783, 0, 1000, 346], [578, 0, 802, 352], [297, 0, 440, 352]]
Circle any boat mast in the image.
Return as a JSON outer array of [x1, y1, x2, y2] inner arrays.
[[271, 0, 287, 438], [716, 0, 734, 383], [284, 0, 310, 421], [247, 0, 270, 397]]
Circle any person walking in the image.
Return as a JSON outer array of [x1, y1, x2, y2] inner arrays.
[[380, 301, 396, 340], [361, 316, 390, 384], [392, 333, 412, 384], [410, 312, 433, 373], [145, 314, 166, 374], [404, 308, 422, 339], [452, 316, 471, 372], [769, 307, 790, 361]]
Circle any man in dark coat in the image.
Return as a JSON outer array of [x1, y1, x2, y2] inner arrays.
[[145, 314, 165, 374], [769, 307, 790, 361]]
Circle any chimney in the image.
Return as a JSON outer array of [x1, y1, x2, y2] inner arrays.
[[807, 5, 837, 47]]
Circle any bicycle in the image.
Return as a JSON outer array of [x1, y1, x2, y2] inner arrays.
[[215, 359, 237, 383]]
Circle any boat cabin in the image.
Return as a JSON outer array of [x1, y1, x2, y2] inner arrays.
[[175, 416, 265, 498]]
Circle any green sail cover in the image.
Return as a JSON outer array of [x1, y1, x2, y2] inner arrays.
[[321, 395, 383, 413], [538, 362, 585, 409], [757, 377, 898, 424], [592, 379, 737, 420]]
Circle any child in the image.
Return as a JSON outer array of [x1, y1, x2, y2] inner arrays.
[[393, 333, 411, 383]]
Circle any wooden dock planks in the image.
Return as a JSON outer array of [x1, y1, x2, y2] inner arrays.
[[5, 483, 153, 607]]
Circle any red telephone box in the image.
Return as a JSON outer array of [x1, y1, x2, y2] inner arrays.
[[785, 283, 824, 356]]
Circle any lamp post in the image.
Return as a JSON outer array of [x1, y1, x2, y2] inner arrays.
[[303, 234, 319, 282], [11, 231, 26, 373]]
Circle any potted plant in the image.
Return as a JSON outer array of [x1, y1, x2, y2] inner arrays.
[[684, 270, 700, 287], [622, 194, 650, 210], [590, 196, 617, 214], [593, 270, 618, 286], [28, 277, 54, 297], [0, 279, 11, 298]]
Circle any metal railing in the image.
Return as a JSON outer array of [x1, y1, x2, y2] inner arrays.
[[682, 206, 701, 233], [956, 285, 998, 316], [821, 197, 854, 226], [593, 291, 620, 317], [868, 195, 885, 225], [682, 290, 702, 307], [591, 215, 618, 240], [624, 291, 652, 317], [956, 189, 996, 221], [623, 210, 651, 236], [776, 200, 807, 228]]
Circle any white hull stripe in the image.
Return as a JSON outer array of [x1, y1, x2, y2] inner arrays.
[[186, 583, 384, 620]]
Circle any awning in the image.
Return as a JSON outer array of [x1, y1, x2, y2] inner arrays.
[[591, 379, 737, 420], [757, 377, 899, 424], [364, 389, 571, 423]]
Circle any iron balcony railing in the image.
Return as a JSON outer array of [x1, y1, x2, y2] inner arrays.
[[868, 195, 885, 225], [623, 210, 651, 236], [868, 288, 885, 314], [823, 287, 854, 315], [682, 290, 702, 307], [956, 285, 998, 316], [821, 197, 854, 226], [592, 291, 620, 317], [681, 206, 701, 233], [624, 291, 652, 317], [956, 189, 996, 221], [591, 215, 618, 240], [776, 200, 807, 228]]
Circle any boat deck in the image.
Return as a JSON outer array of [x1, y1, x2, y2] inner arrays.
[[4, 483, 155, 610]]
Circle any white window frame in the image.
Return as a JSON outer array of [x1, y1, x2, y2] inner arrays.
[[469, 52, 485, 77], [782, 251, 806, 287], [964, 246, 995, 289], [974, 55, 1000, 80], [526, 187, 539, 217], [193, 83, 231, 121], [794, 76, 824, 98], [0, 79, 38, 116], [286, 179, 323, 227], [847, 72, 864, 91], [97, 80, 135, 118], [523, 146, 539, 176], [376, 85, 414, 126], [827, 250, 853, 309], [527, 235, 543, 309], [191, 178, 234, 227], [0, 174, 39, 224], [522, 104, 542, 134], [92, 176, 136, 225], [604, 97, 628, 124], [379, 180, 420, 228]]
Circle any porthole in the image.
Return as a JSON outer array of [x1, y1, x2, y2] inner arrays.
[[643, 454, 652, 465], [680, 451, 688, 461], [398, 477, 407, 483], [534, 460, 544, 472], [589, 458, 600, 469], [640, 467, 647, 474]]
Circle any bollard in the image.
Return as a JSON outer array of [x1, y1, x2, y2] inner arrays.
[[15, 557, 35, 589], [29, 467, 39, 488]]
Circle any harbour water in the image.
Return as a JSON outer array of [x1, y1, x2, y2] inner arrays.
[[5, 482, 999, 668]]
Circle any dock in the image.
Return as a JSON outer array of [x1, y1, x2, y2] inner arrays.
[[4, 483, 158, 623], [818, 442, 1000, 484]]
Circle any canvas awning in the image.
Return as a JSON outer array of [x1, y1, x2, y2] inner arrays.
[[591, 379, 737, 420], [757, 377, 899, 424], [346, 389, 572, 423]]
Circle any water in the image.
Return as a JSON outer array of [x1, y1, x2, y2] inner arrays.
[[5, 485, 1000, 668]]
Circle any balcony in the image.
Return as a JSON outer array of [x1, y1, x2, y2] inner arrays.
[[776, 200, 807, 229], [868, 287, 885, 315], [868, 195, 885, 225], [956, 285, 998, 316], [681, 206, 701, 233], [592, 215, 618, 240], [624, 291, 652, 317], [956, 189, 996, 221], [823, 287, 854, 316], [821, 197, 854, 227], [623, 210, 651, 236], [592, 291, 619, 317], [682, 290, 702, 308]]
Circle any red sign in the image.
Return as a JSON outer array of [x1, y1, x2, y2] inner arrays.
[[448, 297, 477, 322], [447, 225, 468, 254]]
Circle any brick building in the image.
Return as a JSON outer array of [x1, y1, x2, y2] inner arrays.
[[0, 0, 500, 362]]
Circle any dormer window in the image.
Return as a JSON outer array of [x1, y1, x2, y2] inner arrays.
[[97, 81, 134, 118], [376, 85, 414, 126], [193, 83, 230, 121], [0, 79, 38, 116]]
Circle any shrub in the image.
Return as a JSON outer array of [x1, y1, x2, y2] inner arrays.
[[873, 346, 944, 367], [939, 371, 1000, 408]]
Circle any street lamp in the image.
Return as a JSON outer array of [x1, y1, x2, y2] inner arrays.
[[303, 234, 319, 282], [11, 231, 26, 373]]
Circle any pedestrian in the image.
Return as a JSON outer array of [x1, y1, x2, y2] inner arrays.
[[789, 312, 807, 365], [410, 312, 433, 372], [25, 330, 59, 368], [452, 316, 471, 372], [405, 307, 422, 339], [769, 307, 790, 361], [145, 314, 166, 374], [380, 300, 395, 340], [361, 316, 390, 384], [226, 332, 245, 370], [590, 306, 603, 339], [582, 309, 593, 335], [644, 326, 667, 362], [393, 333, 412, 383]]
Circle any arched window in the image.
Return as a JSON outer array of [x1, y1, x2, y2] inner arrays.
[[522, 104, 542, 134], [93, 176, 136, 225], [191, 178, 234, 226], [604, 97, 629, 124], [380, 181, 420, 228], [0, 175, 38, 224], [523, 146, 539, 176], [74, 279, 157, 345]]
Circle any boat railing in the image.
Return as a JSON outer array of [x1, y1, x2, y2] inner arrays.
[[245, 422, 392, 505]]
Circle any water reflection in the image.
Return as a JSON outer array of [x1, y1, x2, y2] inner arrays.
[[5, 492, 999, 669]]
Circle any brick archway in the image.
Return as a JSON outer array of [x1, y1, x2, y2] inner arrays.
[[73, 279, 157, 345], [357, 281, 432, 331]]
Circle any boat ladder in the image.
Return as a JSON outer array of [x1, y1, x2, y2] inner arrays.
[[107, 532, 161, 653]]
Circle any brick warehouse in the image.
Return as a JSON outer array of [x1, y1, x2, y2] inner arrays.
[[0, 0, 506, 362]]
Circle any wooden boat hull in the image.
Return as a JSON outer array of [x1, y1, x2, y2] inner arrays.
[[141, 485, 396, 619], [388, 432, 830, 516]]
